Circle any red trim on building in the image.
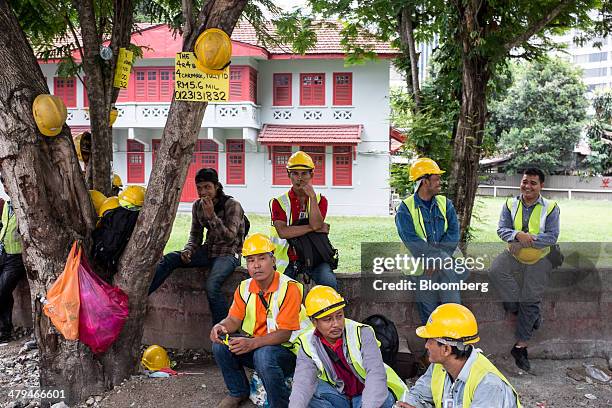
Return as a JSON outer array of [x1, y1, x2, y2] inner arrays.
[[300, 145, 325, 185], [54, 77, 77, 107], [270, 53, 397, 60], [273, 73, 292, 106], [127, 139, 145, 183], [258, 124, 362, 145], [300, 73, 325, 106], [333, 72, 352, 105], [333, 146, 352, 186], [272, 146, 292, 186], [226, 140, 245, 184]]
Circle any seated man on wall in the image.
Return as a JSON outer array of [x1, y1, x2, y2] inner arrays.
[[148, 168, 245, 325], [289, 285, 409, 408], [210, 233, 311, 408], [489, 167, 560, 372], [270, 151, 337, 289], [397, 304, 521, 408]]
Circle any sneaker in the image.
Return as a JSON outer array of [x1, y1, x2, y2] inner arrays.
[[511, 345, 530, 371], [218, 395, 248, 408]]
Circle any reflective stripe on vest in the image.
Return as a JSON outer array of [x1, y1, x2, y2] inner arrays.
[[239, 273, 312, 352], [506, 196, 557, 263], [0, 203, 21, 254], [402, 195, 448, 241], [431, 352, 522, 408], [269, 192, 322, 274], [298, 319, 409, 401]]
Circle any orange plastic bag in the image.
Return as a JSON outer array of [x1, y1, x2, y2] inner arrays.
[[43, 241, 81, 340]]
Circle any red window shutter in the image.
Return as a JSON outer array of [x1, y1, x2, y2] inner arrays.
[[159, 69, 174, 101], [127, 140, 145, 183], [273, 73, 291, 106], [226, 140, 245, 184], [54, 77, 77, 107], [152, 139, 161, 162], [301, 146, 325, 185], [300, 73, 324, 105], [196, 140, 219, 171], [249, 67, 257, 103], [147, 70, 158, 101], [135, 70, 147, 101], [117, 72, 133, 102], [229, 66, 243, 101], [272, 146, 292, 185], [83, 82, 89, 108], [333, 146, 352, 186], [333, 72, 352, 105]]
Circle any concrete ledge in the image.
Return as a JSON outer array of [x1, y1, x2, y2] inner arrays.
[[12, 267, 612, 359]]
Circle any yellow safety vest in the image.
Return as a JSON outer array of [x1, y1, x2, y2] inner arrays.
[[506, 197, 557, 264], [297, 319, 409, 401], [269, 192, 322, 274], [431, 352, 522, 408], [0, 203, 22, 254], [238, 272, 312, 353]]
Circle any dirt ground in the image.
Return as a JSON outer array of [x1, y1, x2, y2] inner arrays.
[[1, 334, 611, 408]]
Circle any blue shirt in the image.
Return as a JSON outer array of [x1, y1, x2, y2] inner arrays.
[[497, 195, 560, 248], [395, 193, 460, 260]]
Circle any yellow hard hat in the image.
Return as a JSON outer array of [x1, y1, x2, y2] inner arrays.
[[118, 185, 146, 207], [112, 173, 123, 189], [242, 233, 275, 257], [409, 157, 445, 181], [194, 28, 232, 75], [98, 196, 120, 217], [513, 247, 544, 264], [110, 106, 118, 126], [287, 151, 315, 170], [33, 94, 67, 137], [74, 132, 91, 161], [141, 345, 171, 371], [89, 190, 107, 214], [305, 285, 346, 318], [416, 303, 479, 344]]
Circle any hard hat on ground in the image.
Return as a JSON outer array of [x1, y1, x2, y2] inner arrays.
[[141, 345, 170, 371], [89, 190, 107, 214], [98, 196, 120, 218], [287, 151, 315, 171], [33, 94, 67, 137], [112, 173, 123, 189], [118, 185, 146, 207], [416, 303, 479, 344], [409, 157, 445, 182], [194, 28, 232, 75], [110, 106, 119, 126], [305, 285, 346, 319], [242, 233, 275, 257]]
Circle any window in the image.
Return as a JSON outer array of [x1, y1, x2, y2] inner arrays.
[[273, 73, 292, 106], [229, 66, 257, 102], [300, 146, 325, 185], [272, 146, 292, 185], [226, 140, 245, 184], [583, 67, 608, 77], [333, 146, 352, 186], [134, 68, 175, 102], [54, 77, 76, 107], [587, 83, 607, 92], [249, 67, 258, 103], [127, 140, 145, 183], [230, 66, 243, 100], [573, 52, 608, 63], [300, 73, 325, 105], [333, 73, 353, 105]]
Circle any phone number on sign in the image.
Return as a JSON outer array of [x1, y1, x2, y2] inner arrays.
[[174, 90, 227, 101], [7, 389, 66, 399]]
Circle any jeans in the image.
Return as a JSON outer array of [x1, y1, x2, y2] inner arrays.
[[148, 246, 240, 324], [212, 343, 296, 408], [0, 253, 26, 336], [284, 262, 337, 290], [309, 380, 395, 408], [413, 268, 464, 325]]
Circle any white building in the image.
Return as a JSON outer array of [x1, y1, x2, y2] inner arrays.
[[33, 23, 398, 215]]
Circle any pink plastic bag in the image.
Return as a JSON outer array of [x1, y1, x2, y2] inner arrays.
[[78, 254, 129, 354]]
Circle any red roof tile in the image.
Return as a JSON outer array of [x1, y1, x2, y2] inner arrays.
[[258, 124, 362, 144]]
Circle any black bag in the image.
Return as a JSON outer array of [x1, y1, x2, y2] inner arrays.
[[362, 314, 399, 367], [92, 206, 140, 271], [548, 244, 564, 269], [288, 232, 339, 271], [215, 194, 250, 238]]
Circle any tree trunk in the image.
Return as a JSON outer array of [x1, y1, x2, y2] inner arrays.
[[398, 5, 421, 109], [0, 0, 247, 404]]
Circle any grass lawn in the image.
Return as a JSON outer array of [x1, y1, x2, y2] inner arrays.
[[165, 197, 612, 272]]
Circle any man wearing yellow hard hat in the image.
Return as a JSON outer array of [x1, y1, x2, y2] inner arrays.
[[394, 158, 462, 324], [289, 285, 408, 407], [270, 151, 337, 289], [397, 304, 521, 408], [489, 168, 560, 372], [210, 233, 311, 408]]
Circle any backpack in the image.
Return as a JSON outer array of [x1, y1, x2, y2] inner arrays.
[[288, 232, 339, 271], [92, 206, 140, 271], [215, 194, 250, 238], [362, 314, 399, 367]]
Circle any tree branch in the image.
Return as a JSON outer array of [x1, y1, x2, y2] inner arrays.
[[182, 0, 193, 41], [504, 0, 573, 52]]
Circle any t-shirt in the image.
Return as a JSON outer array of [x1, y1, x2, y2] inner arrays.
[[315, 330, 365, 398], [228, 272, 302, 337], [270, 188, 328, 261]]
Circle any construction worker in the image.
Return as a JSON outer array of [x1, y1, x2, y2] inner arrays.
[[397, 303, 521, 408], [488, 168, 560, 372], [394, 158, 461, 324], [289, 285, 409, 408], [149, 168, 245, 325], [210, 233, 310, 408], [270, 151, 337, 289]]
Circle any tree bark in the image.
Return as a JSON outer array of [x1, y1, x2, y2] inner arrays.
[[398, 5, 421, 109]]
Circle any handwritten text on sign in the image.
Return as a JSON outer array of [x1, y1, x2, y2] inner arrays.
[[174, 52, 229, 102], [113, 48, 134, 89]]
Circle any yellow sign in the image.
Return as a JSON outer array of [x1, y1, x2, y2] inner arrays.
[[113, 48, 134, 89], [174, 52, 229, 102]]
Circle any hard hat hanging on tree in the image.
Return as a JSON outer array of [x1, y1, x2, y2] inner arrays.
[[118, 185, 146, 207], [112, 173, 123, 189], [32, 94, 67, 137], [194, 28, 232, 75], [110, 106, 119, 126], [89, 190, 107, 214]]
